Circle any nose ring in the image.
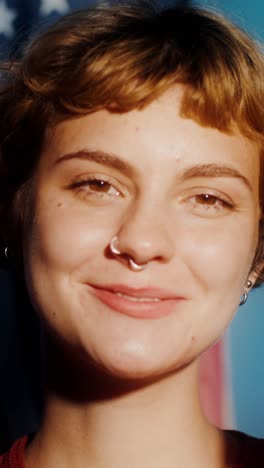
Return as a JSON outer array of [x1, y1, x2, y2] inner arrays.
[[109, 236, 122, 256], [109, 236, 147, 272]]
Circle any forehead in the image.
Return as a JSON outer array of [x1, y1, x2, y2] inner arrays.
[[42, 86, 260, 188]]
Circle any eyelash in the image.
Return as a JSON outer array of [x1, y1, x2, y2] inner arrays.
[[187, 192, 235, 213], [69, 175, 121, 199], [69, 176, 235, 215]]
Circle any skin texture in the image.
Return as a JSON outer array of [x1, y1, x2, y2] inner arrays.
[[24, 86, 260, 467], [25, 85, 260, 379]]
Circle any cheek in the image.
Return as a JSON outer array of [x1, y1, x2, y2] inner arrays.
[[28, 194, 119, 270], [181, 217, 258, 293]]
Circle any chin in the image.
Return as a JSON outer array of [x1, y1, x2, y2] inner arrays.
[[93, 348, 178, 383], [104, 362, 160, 381], [100, 358, 192, 387]]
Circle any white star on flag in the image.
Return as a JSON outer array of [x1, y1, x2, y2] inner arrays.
[[0, 0, 17, 38], [40, 0, 70, 16]]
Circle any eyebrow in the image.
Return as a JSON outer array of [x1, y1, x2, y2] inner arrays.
[[55, 150, 252, 191], [181, 163, 252, 191], [54, 149, 136, 178]]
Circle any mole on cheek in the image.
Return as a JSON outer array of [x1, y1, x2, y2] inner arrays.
[[57, 202, 63, 208]]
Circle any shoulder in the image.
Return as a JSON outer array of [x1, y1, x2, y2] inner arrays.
[[225, 430, 264, 467], [0, 436, 28, 468]]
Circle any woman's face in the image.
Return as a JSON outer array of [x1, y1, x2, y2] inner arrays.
[[25, 86, 260, 380]]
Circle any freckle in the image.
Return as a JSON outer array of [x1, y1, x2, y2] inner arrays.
[[191, 336, 196, 342], [57, 202, 63, 208]]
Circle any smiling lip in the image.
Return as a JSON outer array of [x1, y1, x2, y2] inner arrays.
[[87, 284, 185, 319]]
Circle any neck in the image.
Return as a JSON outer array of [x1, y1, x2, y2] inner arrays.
[[25, 336, 225, 468]]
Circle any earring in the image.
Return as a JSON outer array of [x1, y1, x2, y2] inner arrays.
[[4, 247, 8, 261], [239, 291, 248, 306], [239, 280, 253, 306]]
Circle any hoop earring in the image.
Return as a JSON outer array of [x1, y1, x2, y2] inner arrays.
[[239, 291, 248, 306]]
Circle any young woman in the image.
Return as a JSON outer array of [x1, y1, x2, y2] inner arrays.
[[0, 2, 264, 467]]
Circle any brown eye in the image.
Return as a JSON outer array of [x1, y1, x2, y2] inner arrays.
[[184, 190, 234, 217], [195, 194, 219, 205], [70, 176, 121, 199], [88, 180, 112, 192]]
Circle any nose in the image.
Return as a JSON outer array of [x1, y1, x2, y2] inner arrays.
[[112, 199, 174, 267]]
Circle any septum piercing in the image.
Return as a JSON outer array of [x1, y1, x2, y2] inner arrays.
[[128, 257, 146, 272], [109, 236, 147, 272]]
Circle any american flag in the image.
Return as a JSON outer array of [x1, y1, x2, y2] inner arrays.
[[0, 0, 100, 57], [0, 0, 192, 57]]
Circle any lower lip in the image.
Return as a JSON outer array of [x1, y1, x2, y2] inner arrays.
[[90, 287, 184, 320]]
